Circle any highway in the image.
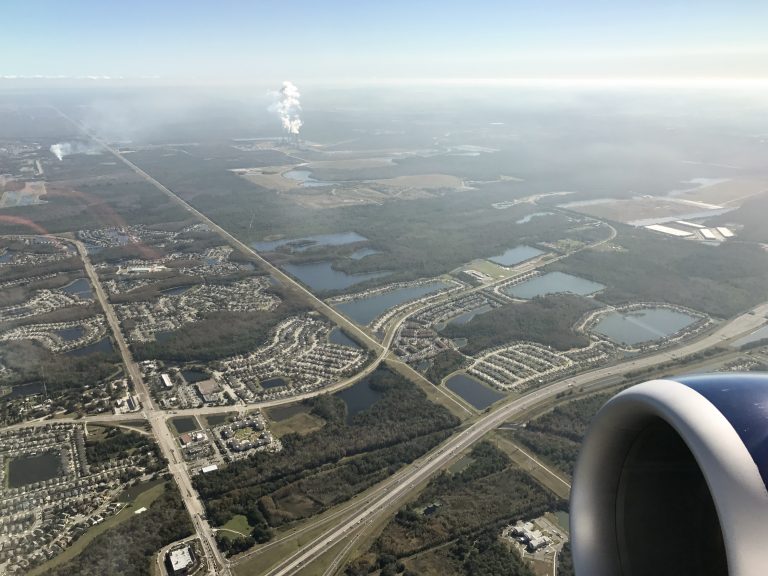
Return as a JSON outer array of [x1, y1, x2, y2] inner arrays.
[[261, 299, 768, 575]]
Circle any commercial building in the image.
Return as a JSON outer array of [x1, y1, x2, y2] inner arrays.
[[167, 545, 195, 575]]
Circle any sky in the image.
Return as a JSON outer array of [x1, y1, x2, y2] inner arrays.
[[2, 0, 768, 85]]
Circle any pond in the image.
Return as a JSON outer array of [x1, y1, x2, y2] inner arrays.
[[61, 277, 93, 298], [162, 285, 192, 296], [56, 326, 85, 342], [8, 382, 45, 398], [282, 261, 389, 292], [488, 245, 544, 267], [444, 304, 493, 327], [8, 451, 61, 488], [445, 373, 505, 410], [260, 377, 287, 390], [336, 281, 452, 326], [252, 231, 369, 252], [66, 337, 114, 357], [591, 307, 699, 346], [334, 378, 383, 423], [182, 369, 209, 383], [504, 272, 605, 299], [170, 417, 198, 434], [328, 327, 361, 349]]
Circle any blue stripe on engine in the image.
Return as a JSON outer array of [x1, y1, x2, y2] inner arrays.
[[677, 373, 768, 492]]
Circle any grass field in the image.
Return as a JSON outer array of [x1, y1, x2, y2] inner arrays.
[[28, 481, 166, 575], [218, 514, 253, 538], [269, 411, 325, 437]]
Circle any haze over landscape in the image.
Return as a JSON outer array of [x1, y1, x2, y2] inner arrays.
[[1, 2, 768, 576]]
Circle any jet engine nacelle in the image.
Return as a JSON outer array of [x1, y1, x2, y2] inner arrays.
[[570, 373, 768, 576]]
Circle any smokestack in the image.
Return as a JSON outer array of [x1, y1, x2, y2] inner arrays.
[[50, 143, 64, 161], [270, 81, 303, 142]]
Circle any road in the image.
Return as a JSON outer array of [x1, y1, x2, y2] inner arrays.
[[71, 237, 228, 575], [262, 299, 768, 575]]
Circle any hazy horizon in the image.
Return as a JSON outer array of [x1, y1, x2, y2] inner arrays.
[[3, 0, 768, 84]]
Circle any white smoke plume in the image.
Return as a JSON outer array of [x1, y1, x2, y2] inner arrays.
[[49, 141, 102, 161], [270, 81, 303, 135]]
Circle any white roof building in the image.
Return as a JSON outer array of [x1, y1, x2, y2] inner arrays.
[[645, 224, 693, 237], [168, 546, 194, 574]]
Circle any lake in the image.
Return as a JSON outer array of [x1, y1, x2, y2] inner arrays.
[[445, 373, 505, 410], [66, 337, 114, 356], [8, 451, 61, 488], [335, 378, 383, 423], [328, 327, 361, 349], [488, 245, 544, 267], [282, 261, 389, 292], [504, 272, 605, 299], [61, 277, 92, 298], [592, 307, 699, 346], [336, 281, 452, 325], [252, 231, 369, 252]]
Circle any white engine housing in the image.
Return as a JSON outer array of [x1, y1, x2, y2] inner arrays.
[[570, 374, 768, 576]]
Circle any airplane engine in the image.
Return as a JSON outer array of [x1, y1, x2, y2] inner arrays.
[[570, 373, 768, 576]]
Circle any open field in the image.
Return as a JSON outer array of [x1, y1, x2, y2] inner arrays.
[[564, 197, 724, 224], [219, 514, 253, 538], [0, 180, 47, 208], [268, 410, 326, 437], [673, 178, 768, 207]]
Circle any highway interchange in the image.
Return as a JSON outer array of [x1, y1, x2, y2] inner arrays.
[[29, 110, 768, 575]]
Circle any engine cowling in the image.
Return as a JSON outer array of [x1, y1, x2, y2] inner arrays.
[[570, 373, 768, 576]]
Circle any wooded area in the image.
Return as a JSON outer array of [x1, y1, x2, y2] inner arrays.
[[193, 367, 460, 550], [443, 294, 597, 354]]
